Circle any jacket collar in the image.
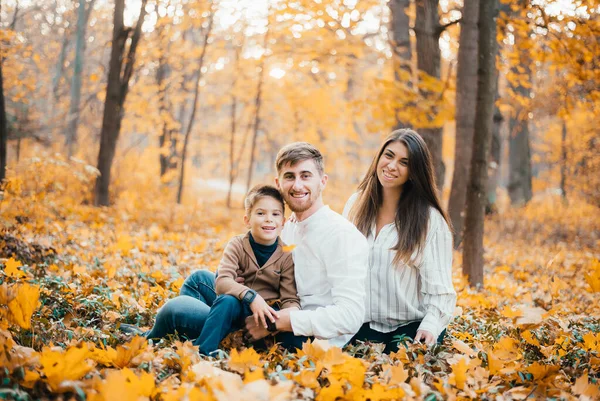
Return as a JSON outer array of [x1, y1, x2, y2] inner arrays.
[[241, 231, 284, 269]]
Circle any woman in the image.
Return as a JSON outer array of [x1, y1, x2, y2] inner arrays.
[[343, 129, 456, 353]]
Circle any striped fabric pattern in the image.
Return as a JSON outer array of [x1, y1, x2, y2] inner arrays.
[[343, 193, 456, 338]]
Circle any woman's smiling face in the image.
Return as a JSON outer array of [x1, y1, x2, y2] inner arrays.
[[376, 141, 410, 191]]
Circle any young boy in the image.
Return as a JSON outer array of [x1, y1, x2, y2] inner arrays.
[[195, 185, 300, 355]]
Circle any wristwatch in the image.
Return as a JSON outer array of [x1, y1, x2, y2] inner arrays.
[[242, 289, 257, 305], [266, 318, 278, 332]]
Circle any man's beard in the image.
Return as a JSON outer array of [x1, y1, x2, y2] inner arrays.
[[284, 187, 321, 214]]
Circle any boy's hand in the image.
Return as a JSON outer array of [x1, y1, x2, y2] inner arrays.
[[249, 295, 279, 329], [235, 269, 245, 284]]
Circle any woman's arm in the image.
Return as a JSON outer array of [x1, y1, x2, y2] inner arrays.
[[416, 214, 456, 344]]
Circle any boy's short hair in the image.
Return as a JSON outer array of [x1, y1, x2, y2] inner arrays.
[[244, 185, 285, 215], [275, 142, 324, 176]]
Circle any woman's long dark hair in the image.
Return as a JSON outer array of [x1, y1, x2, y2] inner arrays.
[[348, 129, 452, 265]]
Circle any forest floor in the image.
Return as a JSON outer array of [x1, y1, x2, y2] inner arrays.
[[1, 157, 599, 400]]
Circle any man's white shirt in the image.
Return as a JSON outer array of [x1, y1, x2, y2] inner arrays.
[[281, 205, 368, 347]]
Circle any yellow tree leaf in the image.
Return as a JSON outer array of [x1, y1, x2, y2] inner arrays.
[[3, 258, 26, 278], [449, 356, 468, 390], [584, 260, 600, 292], [243, 368, 264, 384], [228, 348, 262, 374], [8, 283, 40, 329], [572, 371, 600, 398], [380, 363, 409, 385], [40, 345, 94, 391], [113, 336, 147, 368]]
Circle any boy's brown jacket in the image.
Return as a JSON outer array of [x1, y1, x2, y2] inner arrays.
[[215, 232, 301, 310]]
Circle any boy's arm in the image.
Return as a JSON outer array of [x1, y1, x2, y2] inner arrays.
[[278, 252, 301, 310], [215, 238, 252, 300]]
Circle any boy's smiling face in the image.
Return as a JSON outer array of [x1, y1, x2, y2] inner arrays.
[[244, 196, 285, 245]]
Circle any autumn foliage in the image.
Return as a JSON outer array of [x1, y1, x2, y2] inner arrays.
[[1, 159, 599, 400]]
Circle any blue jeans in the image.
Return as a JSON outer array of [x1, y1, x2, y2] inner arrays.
[[145, 270, 310, 352], [145, 270, 217, 341], [195, 294, 253, 355], [351, 321, 447, 353]]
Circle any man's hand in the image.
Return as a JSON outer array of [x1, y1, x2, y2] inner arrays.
[[249, 295, 279, 329], [414, 329, 435, 345], [244, 307, 296, 342], [244, 315, 270, 341]]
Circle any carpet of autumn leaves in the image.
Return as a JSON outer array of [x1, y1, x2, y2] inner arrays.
[[1, 157, 600, 401]]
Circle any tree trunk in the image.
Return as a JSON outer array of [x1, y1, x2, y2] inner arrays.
[[389, 0, 412, 130], [486, 92, 502, 214], [66, 0, 94, 158], [226, 44, 243, 208], [246, 13, 270, 193], [0, 60, 7, 183], [52, 31, 69, 102], [156, 53, 172, 178], [462, 0, 498, 288], [415, 0, 445, 189], [560, 118, 567, 201], [176, 10, 214, 204], [507, 80, 533, 206], [94, 0, 147, 206], [448, 0, 479, 246]]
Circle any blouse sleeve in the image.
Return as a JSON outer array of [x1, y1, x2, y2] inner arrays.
[[416, 212, 456, 338]]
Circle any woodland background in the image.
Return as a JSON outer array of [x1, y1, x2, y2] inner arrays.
[[0, 0, 599, 400]]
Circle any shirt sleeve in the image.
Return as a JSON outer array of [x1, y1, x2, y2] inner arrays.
[[278, 252, 301, 310], [289, 228, 368, 339], [416, 215, 456, 338], [215, 238, 251, 300]]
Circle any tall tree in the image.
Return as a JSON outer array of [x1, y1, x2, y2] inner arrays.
[[176, 8, 215, 204], [245, 7, 270, 193], [507, 70, 533, 206], [389, 0, 412, 130], [94, 0, 147, 206], [448, 0, 479, 246], [0, 60, 7, 183], [415, 0, 444, 188], [65, 0, 96, 158], [462, 0, 498, 288]]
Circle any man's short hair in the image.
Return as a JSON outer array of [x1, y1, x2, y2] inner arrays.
[[275, 142, 324, 176], [244, 185, 285, 215]]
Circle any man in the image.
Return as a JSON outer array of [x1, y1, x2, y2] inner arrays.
[[244, 142, 369, 347], [121, 142, 368, 350]]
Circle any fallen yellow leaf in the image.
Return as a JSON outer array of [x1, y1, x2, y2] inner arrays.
[[8, 283, 40, 329]]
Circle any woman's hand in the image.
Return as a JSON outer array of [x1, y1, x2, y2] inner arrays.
[[249, 294, 279, 329], [414, 329, 435, 345]]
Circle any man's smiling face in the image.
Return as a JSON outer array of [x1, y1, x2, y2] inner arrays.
[[275, 159, 327, 220]]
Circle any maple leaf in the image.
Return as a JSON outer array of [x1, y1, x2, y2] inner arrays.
[[573, 371, 600, 398], [380, 363, 409, 385], [316, 378, 344, 401], [520, 330, 540, 347], [40, 344, 94, 391], [282, 245, 296, 252], [96, 368, 156, 400], [113, 335, 147, 368], [584, 259, 600, 293], [293, 368, 321, 389], [243, 368, 264, 384], [581, 332, 600, 352], [449, 355, 469, 390], [526, 362, 559, 380], [452, 339, 478, 357], [228, 348, 262, 374], [3, 258, 26, 278], [7, 283, 40, 329]]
